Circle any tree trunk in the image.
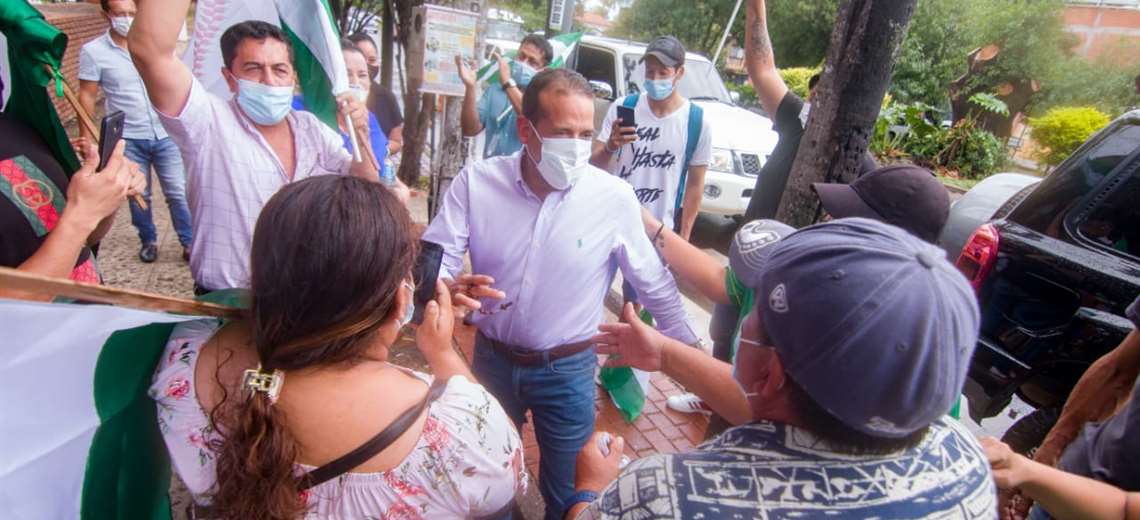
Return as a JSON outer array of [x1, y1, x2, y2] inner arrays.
[[775, 0, 917, 228], [380, 0, 395, 91], [396, 0, 425, 186]]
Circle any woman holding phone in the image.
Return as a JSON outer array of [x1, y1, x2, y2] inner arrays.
[[150, 176, 525, 518]]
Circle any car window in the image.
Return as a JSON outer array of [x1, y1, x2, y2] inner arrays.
[[573, 46, 617, 98], [1073, 160, 1140, 260], [624, 53, 733, 104], [1011, 123, 1140, 237]]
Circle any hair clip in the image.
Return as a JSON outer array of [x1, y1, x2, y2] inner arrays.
[[242, 366, 285, 404]]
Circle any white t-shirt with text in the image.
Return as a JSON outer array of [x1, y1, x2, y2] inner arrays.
[[598, 95, 712, 230]]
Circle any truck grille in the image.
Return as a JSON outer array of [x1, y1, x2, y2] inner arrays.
[[739, 153, 764, 175]]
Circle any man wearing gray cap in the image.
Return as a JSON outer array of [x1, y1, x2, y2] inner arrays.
[[563, 218, 997, 519], [591, 35, 712, 310]]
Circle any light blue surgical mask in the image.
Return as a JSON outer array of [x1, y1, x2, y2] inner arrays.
[[511, 60, 538, 88], [643, 78, 675, 101], [235, 78, 294, 126], [400, 282, 415, 327]]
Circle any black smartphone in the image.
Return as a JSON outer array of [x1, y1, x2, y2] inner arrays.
[[616, 105, 636, 128], [412, 240, 445, 324], [97, 111, 125, 171]]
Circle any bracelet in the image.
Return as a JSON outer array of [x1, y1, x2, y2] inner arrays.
[[651, 222, 666, 244], [604, 140, 620, 154], [565, 490, 600, 510]]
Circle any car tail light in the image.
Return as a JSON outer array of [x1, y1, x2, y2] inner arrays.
[[956, 223, 1000, 292]]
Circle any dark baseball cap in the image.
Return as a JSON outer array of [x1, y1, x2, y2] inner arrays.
[[744, 218, 979, 438], [729, 220, 795, 290], [640, 36, 686, 68], [812, 165, 950, 243]]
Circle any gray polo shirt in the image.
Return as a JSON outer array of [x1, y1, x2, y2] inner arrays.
[[1058, 295, 1140, 491], [78, 32, 166, 140]]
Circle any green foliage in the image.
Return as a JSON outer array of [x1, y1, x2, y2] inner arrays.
[[937, 123, 1006, 179], [1029, 106, 1111, 167], [872, 100, 1007, 179], [890, 0, 975, 107], [1036, 50, 1140, 118], [779, 67, 821, 99], [762, 0, 839, 67], [611, 0, 743, 55], [968, 93, 1009, 117]]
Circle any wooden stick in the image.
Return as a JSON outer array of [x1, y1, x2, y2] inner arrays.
[[47, 65, 148, 211], [0, 266, 243, 319]]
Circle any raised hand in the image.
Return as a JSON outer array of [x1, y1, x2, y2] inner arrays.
[[445, 274, 506, 312], [592, 302, 668, 372]]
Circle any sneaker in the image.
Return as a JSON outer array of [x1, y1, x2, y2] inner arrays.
[[139, 243, 158, 263], [666, 393, 712, 415]]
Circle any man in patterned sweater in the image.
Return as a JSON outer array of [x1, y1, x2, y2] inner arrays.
[[565, 218, 997, 519]]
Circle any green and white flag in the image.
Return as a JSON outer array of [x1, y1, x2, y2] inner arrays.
[[476, 32, 584, 84], [0, 299, 202, 519], [184, 0, 348, 129]]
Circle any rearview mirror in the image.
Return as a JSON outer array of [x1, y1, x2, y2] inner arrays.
[[589, 80, 614, 100]]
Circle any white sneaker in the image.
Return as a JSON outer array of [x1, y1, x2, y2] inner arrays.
[[666, 393, 712, 415]]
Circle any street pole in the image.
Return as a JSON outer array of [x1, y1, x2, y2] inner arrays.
[[711, 0, 744, 66]]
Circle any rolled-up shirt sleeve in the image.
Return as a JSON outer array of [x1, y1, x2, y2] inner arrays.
[[314, 119, 353, 175], [613, 188, 698, 344], [155, 76, 218, 152], [421, 165, 471, 281]]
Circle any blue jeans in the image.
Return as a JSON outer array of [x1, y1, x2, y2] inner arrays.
[[123, 138, 192, 247], [472, 334, 597, 520]]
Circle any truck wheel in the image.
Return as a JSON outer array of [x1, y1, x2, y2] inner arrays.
[[1000, 407, 1061, 458]]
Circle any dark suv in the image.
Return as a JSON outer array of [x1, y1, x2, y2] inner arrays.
[[953, 111, 1140, 449]]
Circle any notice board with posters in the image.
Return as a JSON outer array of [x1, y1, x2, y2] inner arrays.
[[417, 4, 478, 97]]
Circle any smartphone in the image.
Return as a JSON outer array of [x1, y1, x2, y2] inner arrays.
[[412, 240, 445, 324], [97, 111, 125, 171], [616, 105, 636, 128]]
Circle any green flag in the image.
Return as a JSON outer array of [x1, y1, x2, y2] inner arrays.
[[477, 32, 584, 84], [0, 0, 80, 173]]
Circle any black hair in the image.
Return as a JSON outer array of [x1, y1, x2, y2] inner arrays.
[[784, 376, 929, 454], [100, 0, 110, 10], [340, 37, 364, 57], [347, 33, 377, 53], [808, 73, 821, 91], [220, 21, 293, 70], [521, 68, 593, 124], [521, 34, 554, 66]]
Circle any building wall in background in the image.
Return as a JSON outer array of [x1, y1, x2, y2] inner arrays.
[[1063, 3, 1140, 64]]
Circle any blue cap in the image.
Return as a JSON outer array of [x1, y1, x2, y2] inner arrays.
[[749, 218, 979, 438]]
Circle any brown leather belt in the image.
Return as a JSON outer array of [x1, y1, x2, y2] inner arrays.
[[477, 332, 594, 366]]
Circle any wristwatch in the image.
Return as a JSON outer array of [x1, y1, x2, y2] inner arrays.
[[502, 78, 518, 90], [566, 490, 599, 510]]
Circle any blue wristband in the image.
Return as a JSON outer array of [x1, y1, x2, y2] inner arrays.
[[566, 490, 600, 510]]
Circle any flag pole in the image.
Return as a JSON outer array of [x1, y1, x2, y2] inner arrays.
[[46, 65, 149, 211], [711, 0, 745, 66], [0, 267, 243, 319]]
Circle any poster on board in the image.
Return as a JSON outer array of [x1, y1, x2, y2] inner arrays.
[[419, 5, 478, 97]]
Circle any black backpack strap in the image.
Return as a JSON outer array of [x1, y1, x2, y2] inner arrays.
[[300, 382, 447, 490]]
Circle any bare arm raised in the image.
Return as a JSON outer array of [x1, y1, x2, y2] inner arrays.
[[745, 0, 789, 117], [128, 0, 194, 116]]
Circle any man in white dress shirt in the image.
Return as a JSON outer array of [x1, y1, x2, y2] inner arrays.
[[423, 68, 699, 520]]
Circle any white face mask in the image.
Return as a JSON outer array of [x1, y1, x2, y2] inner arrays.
[[110, 16, 133, 37], [349, 85, 369, 103], [524, 121, 592, 190]]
